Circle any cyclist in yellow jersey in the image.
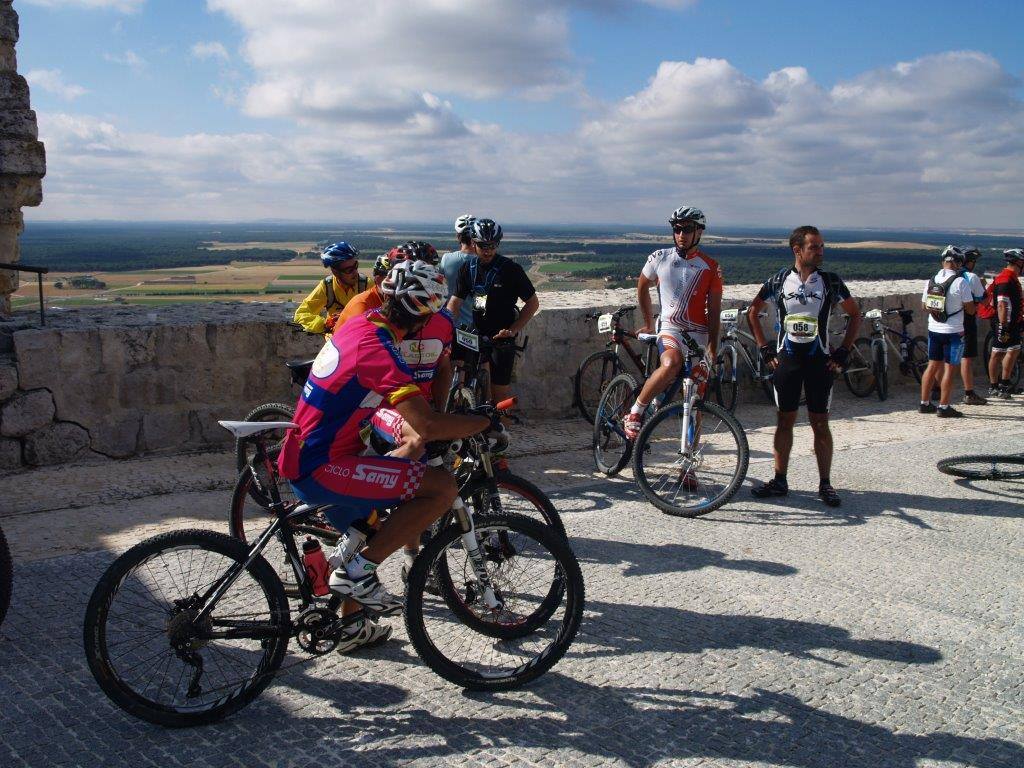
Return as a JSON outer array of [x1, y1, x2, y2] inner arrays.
[[293, 241, 368, 335]]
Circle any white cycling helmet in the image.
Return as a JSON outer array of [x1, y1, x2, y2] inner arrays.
[[454, 214, 476, 236], [669, 206, 707, 228], [380, 260, 447, 317], [941, 245, 966, 265], [1004, 248, 1024, 265]]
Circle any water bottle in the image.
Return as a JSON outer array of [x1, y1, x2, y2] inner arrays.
[[302, 537, 330, 596]]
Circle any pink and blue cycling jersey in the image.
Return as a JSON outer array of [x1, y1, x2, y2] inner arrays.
[[399, 308, 455, 398], [278, 310, 423, 481]]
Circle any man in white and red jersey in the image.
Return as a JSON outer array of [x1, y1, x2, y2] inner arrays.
[[624, 205, 723, 440], [278, 260, 492, 652]]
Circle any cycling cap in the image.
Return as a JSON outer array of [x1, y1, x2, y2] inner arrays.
[[380, 260, 447, 317], [471, 218, 503, 246], [454, 214, 476, 236], [1004, 248, 1024, 264], [669, 206, 707, 228], [372, 253, 393, 277], [398, 240, 439, 265], [941, 245, 965, 265], [320, 241, 359, 268]]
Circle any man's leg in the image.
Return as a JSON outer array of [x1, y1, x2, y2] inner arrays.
[[361, 466, 455, 563], [752, 351, 801, 498], [382, 418, 427, 571], [773, 410, 799, 475], [989, 349, 1004, 391], [1002, 348, 1020, 381], [939, 362, 955, 406]]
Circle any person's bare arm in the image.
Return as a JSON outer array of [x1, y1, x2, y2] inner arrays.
[[637, 274, 655, 334], [747, 295, 769, 348], [394, 394, 488, 441], [494, 294, 540, 339], [706, 290, 722, 360], [446, 296, 463, 317], [431, 354, 453, 410], [963, 300, 976, 316], [837, 297, 861, 349]]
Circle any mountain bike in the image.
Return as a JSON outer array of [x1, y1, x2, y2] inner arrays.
[[84, 415, 584, 727], [445, 326, 528, 412], [937, 453, 1024, 480], [0, 524, 11, 629], [843, 308, 928, 401], [631, 333, 749, 517], [572, 305, 646, 423], [711, 305, 774, 413]]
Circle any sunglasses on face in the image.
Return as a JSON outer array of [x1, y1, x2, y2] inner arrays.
[[335, 261, 359, 274], [672, 225, 697, 235], [476, 243, 498, 251]]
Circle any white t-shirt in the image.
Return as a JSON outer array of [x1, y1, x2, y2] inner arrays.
[[963, 270, 985, 303], [922, 268, 973, 334]]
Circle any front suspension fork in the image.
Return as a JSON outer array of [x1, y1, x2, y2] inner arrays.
[[452, 496, 503, 611]]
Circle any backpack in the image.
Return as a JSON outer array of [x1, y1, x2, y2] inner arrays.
[[765, 267, 843, 304], [976, 281, 997, 321], [924, 273, 961, 323], [323, 274, 367, 311]]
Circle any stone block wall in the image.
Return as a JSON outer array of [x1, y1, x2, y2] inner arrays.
[[0, 1, 46, 316], [0, 280, 974, 470]]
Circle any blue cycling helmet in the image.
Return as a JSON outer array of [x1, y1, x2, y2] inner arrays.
[[321, 241, 359, 268]]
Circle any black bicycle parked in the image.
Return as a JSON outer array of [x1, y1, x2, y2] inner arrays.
[[84, 412, 583, 727]]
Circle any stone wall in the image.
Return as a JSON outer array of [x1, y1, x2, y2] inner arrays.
[[1, 280, 980, 470], [0, 1, 45, 317]]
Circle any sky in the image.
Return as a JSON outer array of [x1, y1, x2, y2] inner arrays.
[[15, 0, 1024, 229]]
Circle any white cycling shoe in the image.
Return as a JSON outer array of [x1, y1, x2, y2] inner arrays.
[[329, 569, 404, 617], [335, 616, 393, 655]]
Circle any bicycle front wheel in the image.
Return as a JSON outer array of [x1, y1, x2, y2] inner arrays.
[[461, 474, 566, 539], [713, 344, 739, 413], [574, 350, 620, 423], [83, 529, 290, 727], [937, 454, 1024, 480], [592, 372, 637, 476], [0, 524, 11, 628], [873, 342, 889, 401], [405, 513, 584, 691], [234, 402, 295, 474], [844, 338, 875, 397], [633, 399, 749, 517]]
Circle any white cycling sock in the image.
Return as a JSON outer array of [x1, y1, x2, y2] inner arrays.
[[345, 553, 378, 580], [629, 399, 649, 416], [403, 548, 417, 570]]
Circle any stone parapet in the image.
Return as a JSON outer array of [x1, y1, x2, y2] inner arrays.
[[0, 285, 981, 470]]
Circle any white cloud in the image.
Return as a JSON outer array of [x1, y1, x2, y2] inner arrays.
[[26, 69, 88, 100], [190, 41, 230, 61], [22, 0, 145, 12], [104, 50, 146, 69]]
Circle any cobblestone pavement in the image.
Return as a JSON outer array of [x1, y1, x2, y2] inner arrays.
[[1, 387, 1023, 767]]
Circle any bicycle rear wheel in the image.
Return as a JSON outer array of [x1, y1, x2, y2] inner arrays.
[[573, 350, 620, 424], [234, 402, 295, 475], [83, 529, 290, 727], [712, 344, 739, 413], [0, 524, 11, 628], [908, 335, 928, 382], [936, 454, 1024, 480], [844, 338, 875, 397], [633, 399, 749, 517], [592, 372, 637, 476], [405, 513, 584, 691], [873, 343, 889, 401]]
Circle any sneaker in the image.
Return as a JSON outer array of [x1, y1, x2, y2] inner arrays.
[[937, 406, 964, 418], [335, 616, 392, 655], [998, 388, 1013, 400], [987, 384, 1001, 398], [623, 412, 642, 441], [963, 392, 988, 406], [818, 484, 842, 508], [329, 570, 404, 616], [751, 478, 788, 498], [919, 403, 937, 414]]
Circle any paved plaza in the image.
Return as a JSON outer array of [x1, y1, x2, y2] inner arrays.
[[1, 388, 1022, 767]]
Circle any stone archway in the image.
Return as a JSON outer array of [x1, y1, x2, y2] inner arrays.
[[0, 0, 45, 317]]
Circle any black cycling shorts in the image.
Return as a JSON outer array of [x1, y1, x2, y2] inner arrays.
[[773, 350, 833, 413], [990, 318, 1022, 352], [962, 314, 978, 359], [489, 341, 519, 386]]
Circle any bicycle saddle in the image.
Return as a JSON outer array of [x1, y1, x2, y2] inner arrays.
[[218, 420, 298, 438]]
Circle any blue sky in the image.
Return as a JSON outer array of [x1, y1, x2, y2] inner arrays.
[[15, 0, 1024, 227]]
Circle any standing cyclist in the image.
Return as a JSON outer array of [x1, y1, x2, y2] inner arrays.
[[448, 218, 539, 404], [986, 249, 1024, 399], [624, 206, 723, 441], [278, 260, 492, 653], [958, 247, 988, 405], [747, 226, 861, 508], [440, 214, 476, 329], [919, 246, 975, 417], [293, 241, 368, 335]]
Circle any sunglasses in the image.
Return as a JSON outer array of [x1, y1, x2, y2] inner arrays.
[[672, 224, 698, 235], [334, 261, 360, 274], [475, 243, 498, 251]]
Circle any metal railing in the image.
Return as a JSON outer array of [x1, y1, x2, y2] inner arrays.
[[0, 263, 49, 326]]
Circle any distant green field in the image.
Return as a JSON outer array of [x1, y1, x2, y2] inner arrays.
[[112, 285, 264, 296], [539, 261, 615, 274], [275, 274, 325, 280]]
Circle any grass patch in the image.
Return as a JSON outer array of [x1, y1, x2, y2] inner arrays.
[[538, 261, 615, 274]]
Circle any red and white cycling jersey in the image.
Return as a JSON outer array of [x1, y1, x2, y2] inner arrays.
[[641, 247, 723, 333]]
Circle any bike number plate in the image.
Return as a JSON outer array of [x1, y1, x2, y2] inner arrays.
[[784, 314, 818, 339], [720, 308, 739, 322], [864, 308, 883, 319], [456, 328, 480, 351], [924, 295, 945, 311], [597, 313, 614, 334]]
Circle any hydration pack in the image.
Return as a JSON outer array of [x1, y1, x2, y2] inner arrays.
[[976, 281, 997, 321], [924, 273, 961, 323], [323, 274, 367, 311]]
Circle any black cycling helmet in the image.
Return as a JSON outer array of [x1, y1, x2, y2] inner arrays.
[[398, 240, 439, 265], [470, 218, 503, 247], [961, 246, 981, 263]]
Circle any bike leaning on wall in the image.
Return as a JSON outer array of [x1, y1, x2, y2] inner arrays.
[[0, 523, 11, 628]]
